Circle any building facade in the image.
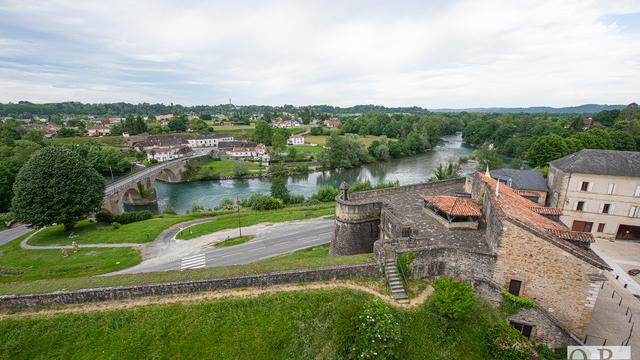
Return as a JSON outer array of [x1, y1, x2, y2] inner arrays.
[[287, 134, 305, 145], [547, 150, 640, 240], [187, 134, 234, 148]]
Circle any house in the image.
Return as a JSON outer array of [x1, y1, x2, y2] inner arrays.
[[547, 149, 640, 241], [218, 141, 257, 150], [146, 145, 192, 162], [187, 134, 234, 148], [226, 147, 256, 158], [87, 126, 112, 136], [583, 117, 593, 129], [134, 134, 190, 149], [323, 118, 341, 128], [271, 120, 300, 128], [490, 168, 549, 205], [331, 173, 611, 347], [287, 134, 305, 146], [156, 114, 174, 121]]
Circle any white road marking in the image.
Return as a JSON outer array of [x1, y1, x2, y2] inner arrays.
[[180, 253, 206, 270]]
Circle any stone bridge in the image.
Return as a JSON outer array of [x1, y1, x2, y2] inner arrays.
[[102, 156, 196, 214]]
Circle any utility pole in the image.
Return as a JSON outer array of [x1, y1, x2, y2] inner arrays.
[[236, 194, 242, 237]]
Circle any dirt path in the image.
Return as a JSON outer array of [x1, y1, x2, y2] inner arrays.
[[0, 281, 434, 320]]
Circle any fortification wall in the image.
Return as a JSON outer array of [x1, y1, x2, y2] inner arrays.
[[330, 200, 382, 255]]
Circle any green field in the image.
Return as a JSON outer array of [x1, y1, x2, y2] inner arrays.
[[28, 215, 199, 246], [304, 134, 381, 147], [0, 233, 141, 283], [176, 204, 335, 240], [198, 160, 263, 177], [0, 288, 501, 359], [289, 144, 323, 155], [0, 244, 372, 295]]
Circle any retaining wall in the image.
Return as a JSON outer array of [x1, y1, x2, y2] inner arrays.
[[0, 263, 379, 310]]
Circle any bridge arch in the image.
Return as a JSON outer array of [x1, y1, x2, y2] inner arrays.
[[121, 187, 143, 205], [157, 168, 179, 182]]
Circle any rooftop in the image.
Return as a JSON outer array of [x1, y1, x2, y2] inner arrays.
[[549, 149, 640, 177], [423, 195, 482, 217], [491, 168, 548, 192]]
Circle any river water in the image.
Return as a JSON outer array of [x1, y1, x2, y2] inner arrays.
[[148, 133, 474, 213]]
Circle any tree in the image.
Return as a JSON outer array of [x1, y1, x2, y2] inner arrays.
[[23, 128, 44, 143], [620, 103, 640, 121], [11, 147, 105, 230], [286, 146, 298, 161], [253, 120, 272, 145], [428, 163, 462, 182], [526, 134, 569, 167], [168, 117, 187, 132], [473, 143, 505, 170], [232, 162, 249, 177], [56, 127, 77, 137], [318, 134, 369, 169], [609, 130, 636, 151], [431, 278, 475, 320], [271, 129, 288, 149], [270, 177, 290, 203]]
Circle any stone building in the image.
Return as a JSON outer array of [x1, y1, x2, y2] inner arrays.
[[547, 149, 640, 240], [491, 168, 549, 205], [331, 174, 610, 347]]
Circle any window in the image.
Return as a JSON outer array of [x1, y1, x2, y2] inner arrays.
[[576, 201, 585, 211], [597, 223, 606, 232], [580, 181, 590, 191], [508, 279, 522, 296], [635, 186, 640, 197], [510, 321, 533, 338], [630, 206, 639, 218], [602, 204, 611, 214], [608, 183, 617, 195]]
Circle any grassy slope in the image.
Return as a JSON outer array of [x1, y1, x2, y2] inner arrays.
[[0, 233, 142, 283], [199, 160, 263, 176], [176, 204, 335, 240], [0, 244, 373, 295], [0, 289, 501, 359], [28, 215, 199, 246]]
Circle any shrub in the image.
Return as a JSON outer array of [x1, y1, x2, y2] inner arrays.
[[350, 179, 400, 193], [268, 164, 288, 176], [351, 300, 402, 359], [96, 210, 114, 224], [244, 194, 284, 210], [287, 194, 305, 204], [216, 198, 236, 211], [304, 198, 321, 206], [232, 163, 249, 177], [396, 252, 415, 279], [499, 290, 536, 316], [162, 205, 177, 215], [113, 210, 153, 224], [487, 322, 535, 360], [431, 278, 475, 320], [111, 222, 121, 229], [191, 204, 205, 213], [270, 177, 290, 203], [311, 186, 339, 202]]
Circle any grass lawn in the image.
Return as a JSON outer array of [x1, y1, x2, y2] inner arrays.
[[47, 135, 125, 146], [0, 233, 142, 283], [0, 288, 503, 359], [28, 215, 199, 246], [290, 144, 323, 155], [0, 244, 373, 295], [199, 160, 263, 177], [176, 204, 335, 240], [212, 124, 255, 131], [214, 235, 255, 248]]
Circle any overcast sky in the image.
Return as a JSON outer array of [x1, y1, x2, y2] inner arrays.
[[0, 0, 639, 108]]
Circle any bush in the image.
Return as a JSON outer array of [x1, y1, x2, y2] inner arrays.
[[232, 163, 249, 177], [431, 278, 475, 320], [350, 179, 400, 193], [487, 322, 535, 360], [396, 252, 415, 278], [311, 186, 339, 202], [216, 198, 236, 211], [287, 194, 305, 204], [243, 194, 284, 210], [113, 210, 153, 224], [162, 206, 177, 215], [111, 222, 121, 229], [191, 204, 205, 213], [351, 300, 402, 359], [499, 290, 536, 316], [96, 210, 114, 224]]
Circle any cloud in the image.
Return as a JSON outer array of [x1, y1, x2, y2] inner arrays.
[[0, 0, 638, 107]]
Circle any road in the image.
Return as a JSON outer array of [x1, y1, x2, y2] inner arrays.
[[0, 224, 30, 246], [107, 217, 334, 275]]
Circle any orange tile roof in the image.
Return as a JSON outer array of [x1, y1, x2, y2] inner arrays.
[[423, 195, 482, 217], [529, 206, 562, 216], [514, 189, 543, 197], [546, 229, 593, 243]]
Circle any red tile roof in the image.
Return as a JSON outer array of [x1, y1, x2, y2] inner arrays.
[[529, 206, 562, 216], [423, 195, 482, 217], [546, 229, 593, 243], [514, 189, 543, 197]]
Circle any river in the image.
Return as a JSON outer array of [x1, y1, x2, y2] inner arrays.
[[142, 133, 474, 213]]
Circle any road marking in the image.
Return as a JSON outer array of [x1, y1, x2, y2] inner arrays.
[[180, 253, 206, 270]]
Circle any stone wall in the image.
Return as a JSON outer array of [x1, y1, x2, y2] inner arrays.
[[331, 200, 383, 255], [401, 246, 496, 283], [0, 264, 379, 310], [492, 219, 605, 339]]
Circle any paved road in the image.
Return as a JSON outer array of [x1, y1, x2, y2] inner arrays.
[[107, 217, 334, 275], [0, 224, 30, 246]]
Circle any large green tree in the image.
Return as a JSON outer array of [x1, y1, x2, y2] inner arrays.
[[270, 177, 290, 203], [11, 147, 105, 230], [526, 134, 569, 167], [253, 120, 272, 145]]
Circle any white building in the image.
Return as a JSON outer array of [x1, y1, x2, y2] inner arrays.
[[87, 126, 112, 136], [187, 134, 234, 148], [547, 149, 640, 240], [287, 134, 305, 145], [272, 120, 300, 128], [146, 145, 192, 162], [226, 147, 257, 158]]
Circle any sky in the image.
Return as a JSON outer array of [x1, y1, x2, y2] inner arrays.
[[0, 0, 639, 108]]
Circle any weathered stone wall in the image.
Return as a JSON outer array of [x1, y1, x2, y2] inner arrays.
[[0, 264, 379, 310], [330, 200, 383, 255], [492, 220, 605, 339], [547, 165, 569, 208], [407, 246, 496, 283]]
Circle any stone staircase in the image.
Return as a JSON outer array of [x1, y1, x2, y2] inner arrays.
[[384, 258, 408, 303]]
